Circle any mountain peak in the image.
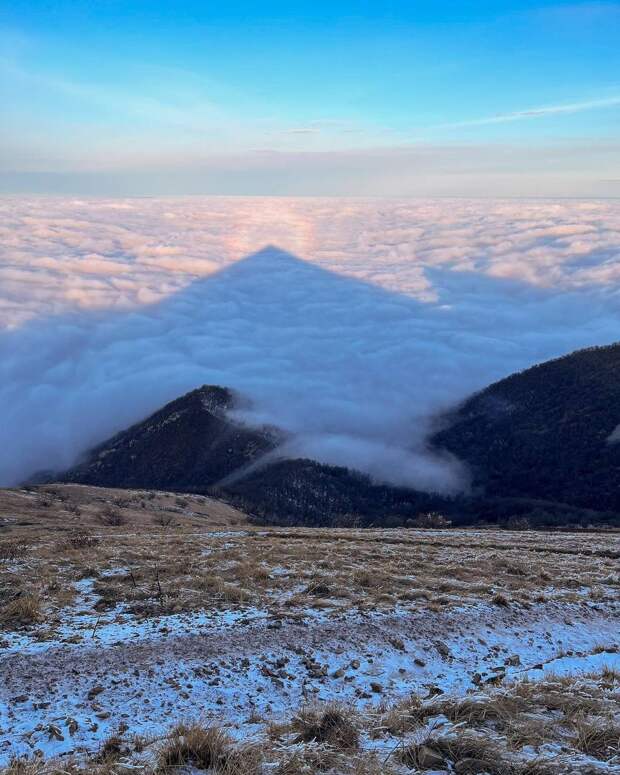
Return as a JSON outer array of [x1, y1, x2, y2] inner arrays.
[[59, 384, 278, 491]]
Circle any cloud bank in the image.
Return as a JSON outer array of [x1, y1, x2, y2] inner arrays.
[[0, 197, 619, 490]]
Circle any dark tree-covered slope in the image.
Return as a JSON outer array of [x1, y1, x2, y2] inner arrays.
[[56, 384, 442, 524], [59, 385, 279, 490], [222, 458, 444, 527], [432, 343, 620, 512]]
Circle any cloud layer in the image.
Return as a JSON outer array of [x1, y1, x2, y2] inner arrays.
[[1, 197, 619, 489]]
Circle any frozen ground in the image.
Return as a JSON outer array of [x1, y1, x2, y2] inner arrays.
[[2, 594, 620, 763], [2, 485, 620, 772]]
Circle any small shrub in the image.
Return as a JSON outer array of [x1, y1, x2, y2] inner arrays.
[[67, 531, 100, 549], [352, 569, 375, 589], [1, 594, 42, 625], [492, 591, 510, 607], [159, 722, 261, 773], [408, 512, 452, 529], [95, 734, 129, 762], [304, 581, 331, 597], [153, 514, 175, 528], [400, 732, 511, 774], [98, 507, 126, 527], [0, 540, 30, 562], [379, 694, 424, 735], [573, 718, 620, 759], [1, 758, 43, 775], [291, 705, 359, 750]]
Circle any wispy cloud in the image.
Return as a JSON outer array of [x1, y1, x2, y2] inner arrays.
[[436, 95, 620, 130], [282, 127, 322, 135]]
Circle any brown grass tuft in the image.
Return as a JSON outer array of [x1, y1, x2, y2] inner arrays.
[[291, 705, 359, 750], [158, 722, 261, 773], [572, 717, 620, 760], [0, 594, 41, 625]]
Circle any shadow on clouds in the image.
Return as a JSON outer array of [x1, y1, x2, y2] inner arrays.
[[1, 245, 618, 489]]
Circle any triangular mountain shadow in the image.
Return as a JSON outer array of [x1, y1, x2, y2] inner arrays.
[[4, 244, 620, 528], [4, 243, 513, 491]]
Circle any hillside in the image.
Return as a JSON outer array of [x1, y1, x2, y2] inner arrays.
[[3, 494, 620, 772], [54, 344, 620, 527], [432, 343, 620, 513], [59, 385, 279, 491], [55, 385, 442, 525]]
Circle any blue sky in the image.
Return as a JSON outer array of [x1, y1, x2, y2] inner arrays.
[[1, 1, 619, 195]]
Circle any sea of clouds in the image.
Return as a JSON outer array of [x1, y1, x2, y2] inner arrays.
[[1, 196, 619, 489]]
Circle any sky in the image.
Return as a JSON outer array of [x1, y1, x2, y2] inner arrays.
[[1, 1, 619, 195]]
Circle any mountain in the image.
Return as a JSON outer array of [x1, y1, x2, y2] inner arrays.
[[431, 343, 620, 513], [57, 383, 444, 525], [59, 385, 279, 491], [55, 343, 620, 528]]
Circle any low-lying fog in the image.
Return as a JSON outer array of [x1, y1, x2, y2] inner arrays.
[[1, 197, 618, 489]]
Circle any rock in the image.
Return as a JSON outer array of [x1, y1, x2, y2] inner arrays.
[[47, 725, 64, 742], [416, 744, 445, 769], [425, 684, 444, 698], [454, 757, 492, 774], [87, 685, 104, 700]]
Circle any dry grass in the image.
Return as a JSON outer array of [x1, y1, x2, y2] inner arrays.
[[572, 717, 620, 759], [3, 485, 620, 774], [291, 704, 360, 749], [401, 731, 516, 774], [274, 748, 390, 774], [3, 483, 620, 635], [4, 668, 620, 773], [377, 693, 424, 736], [0, 594, 41, 625], [158, 722, 262, 773]]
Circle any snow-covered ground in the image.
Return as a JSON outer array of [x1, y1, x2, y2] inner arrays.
[[2, 591, 619, 763], [3, 494, 620, 771]]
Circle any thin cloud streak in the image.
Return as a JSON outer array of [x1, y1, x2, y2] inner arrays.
[[435, 95, 620, 130]]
